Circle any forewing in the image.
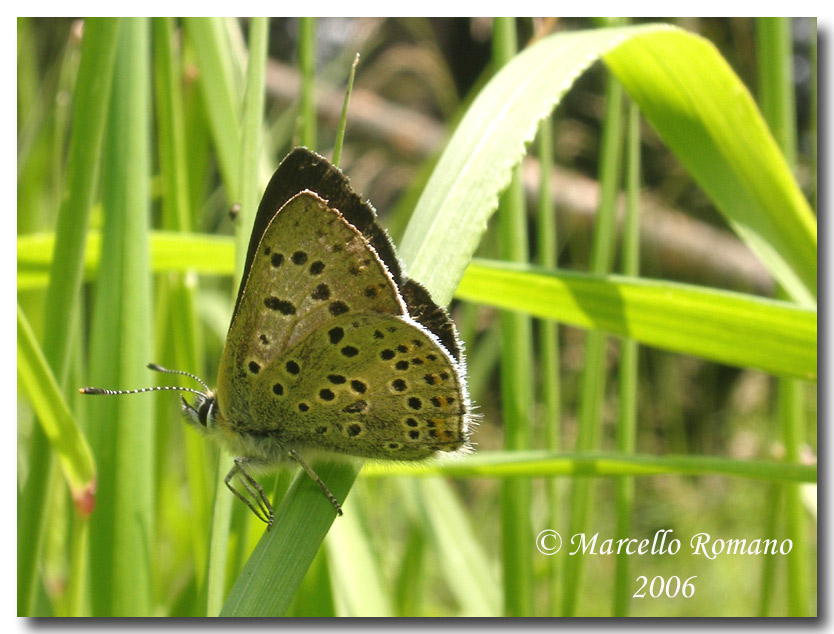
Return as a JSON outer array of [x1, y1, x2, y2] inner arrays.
[[233, 148, 403, 322], [218, 192, 404, 423]]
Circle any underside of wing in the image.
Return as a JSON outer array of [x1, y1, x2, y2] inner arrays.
[[217, 192, 405, 424], [247, 312, 471, 460], [234, 148, 403, 322]]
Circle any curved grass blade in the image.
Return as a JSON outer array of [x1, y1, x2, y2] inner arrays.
[[604, 30, 816, 305], [400, 24, 815, 308], [457, 260, 816, 381], [19, 232, 816, 381], [17, 304, 97, 513]]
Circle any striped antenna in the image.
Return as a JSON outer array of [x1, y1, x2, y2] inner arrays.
[[79, 363, 211, 398], [146, 363, 211, 392]]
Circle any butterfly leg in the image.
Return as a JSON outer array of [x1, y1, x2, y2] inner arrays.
[[225, 458, 275, 528], [288, 449, 344, 516]]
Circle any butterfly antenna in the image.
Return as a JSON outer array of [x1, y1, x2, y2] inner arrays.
[[146, 363, 212, 392], [79, 363, 212, 398], [79, 384, 207, 397]]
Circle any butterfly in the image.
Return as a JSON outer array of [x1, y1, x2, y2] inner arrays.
[[82, 148, 472, 527]]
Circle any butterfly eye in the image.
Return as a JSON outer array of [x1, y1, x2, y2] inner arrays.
[[198, 398, 214, 427]]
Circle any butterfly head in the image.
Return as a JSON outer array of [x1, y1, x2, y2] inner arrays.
[[180, 390, 219, 432]]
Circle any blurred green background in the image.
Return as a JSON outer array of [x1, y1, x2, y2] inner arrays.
[[17, 17, 816, 617]]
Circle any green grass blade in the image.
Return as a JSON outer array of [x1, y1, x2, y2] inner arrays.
[[408, 478, 501, 616], [604, 29, 816, 305], [183, 17, 242, 200], [562, 67, 626, 616], [332, 53, 360, 167], [85, 18, 154, 616], [220, 461, 359, 616], [18, 231, 235, 288], [236, 16, 268, 270], [325, 503, 393, 616], [756, 17, 811, 616], [152, 17, 211, 599], [535, 113, 561, 616], [206, 451, 233, 616], [362, 451, 816, 484], [756, 18, 797, 167], [779, 378, 811, 615], [493, 17, 533, 618], [18, 304, 97, 511], [298, 17, 317, 149], [613, 100, 641, 616], [153, 17, 193, 234], [41, 17, 120, 380], [457, 261, 816, 381]]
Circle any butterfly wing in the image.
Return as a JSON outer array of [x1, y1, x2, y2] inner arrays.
[[233, 148, 403, 323], [240, 148, 459, 362], [247, 312, 470, 459], [217, 191, 405, 427]]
